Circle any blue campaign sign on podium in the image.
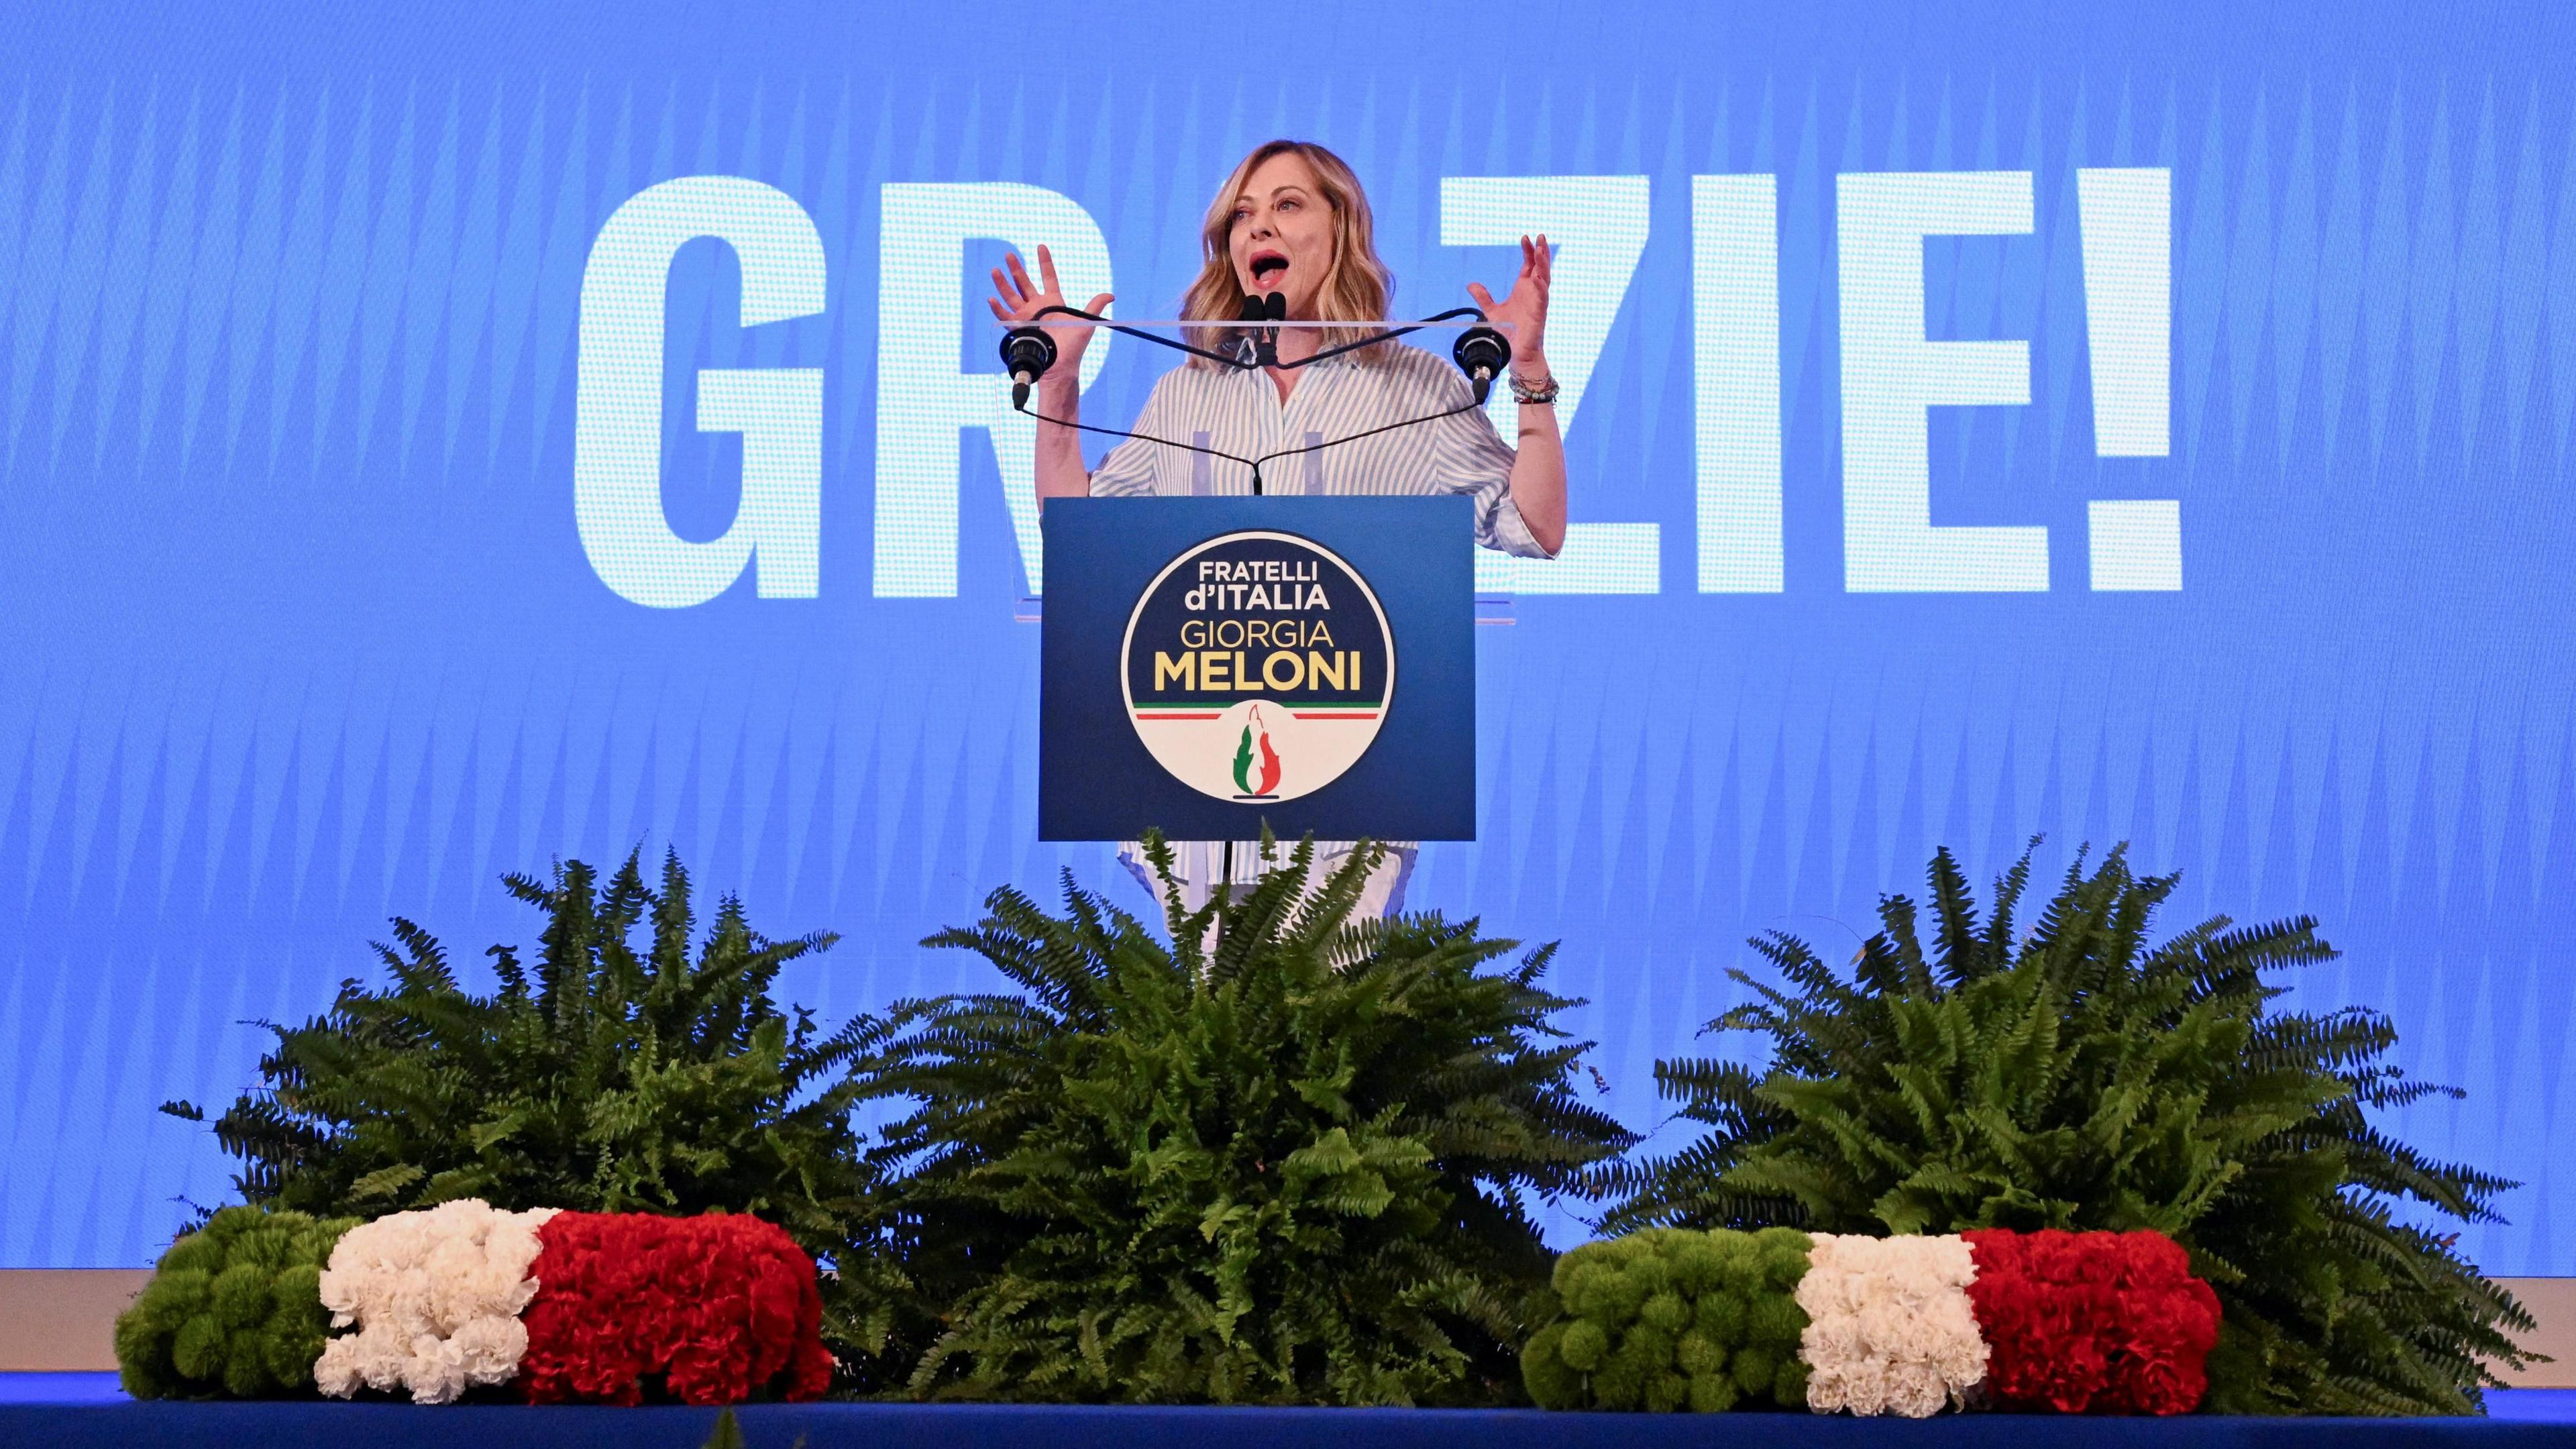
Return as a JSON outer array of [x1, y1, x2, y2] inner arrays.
[[1039, 496, 1475, 843]]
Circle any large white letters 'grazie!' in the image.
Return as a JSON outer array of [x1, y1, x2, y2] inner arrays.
[[570, 166, 2174, 606]]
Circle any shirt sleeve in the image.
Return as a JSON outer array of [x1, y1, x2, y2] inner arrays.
[[1084, 374, 1171, 498], [1417, 356, 1554, 559]]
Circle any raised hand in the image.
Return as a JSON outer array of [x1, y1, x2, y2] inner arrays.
[[988, 245, 1114, 388], [1464, 234, 1552, 381]]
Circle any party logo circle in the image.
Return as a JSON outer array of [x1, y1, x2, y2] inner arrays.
[[1120, 531, 1392, 802]]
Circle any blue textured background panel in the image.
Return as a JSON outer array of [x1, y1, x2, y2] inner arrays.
[[1, 0, 2571, 1268]]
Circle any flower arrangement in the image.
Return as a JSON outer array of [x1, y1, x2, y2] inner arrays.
[[1522, 1226, 2217, 1417], [121, 1199, 830, 1406], [1794, 1233, 1988, 1417], [113, 1205, 358, 1400], [1520, 1226, 1815, 1411], [516, 1211, 835, 1406], [313, 1199, 559, 1404], [1964, 1228, 2222, 1414]]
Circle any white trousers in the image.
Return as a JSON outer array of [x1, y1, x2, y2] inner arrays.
[[1116, 839, 1418, 920]]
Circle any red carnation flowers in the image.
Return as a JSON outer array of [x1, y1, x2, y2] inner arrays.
[[1963, 1228, 2222, 1414], [517, 1212, 835, 1406]]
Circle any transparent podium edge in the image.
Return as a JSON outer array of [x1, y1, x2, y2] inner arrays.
[[1016, 595, 1514, 625], [991, 317, 1519, 330]]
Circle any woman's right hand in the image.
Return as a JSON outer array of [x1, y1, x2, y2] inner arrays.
[[988, 245, 1114, 388]]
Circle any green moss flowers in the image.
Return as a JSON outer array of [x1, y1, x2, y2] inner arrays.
[[1521, 1227, 1812, 1411], [113, 1205, 357, 1399]]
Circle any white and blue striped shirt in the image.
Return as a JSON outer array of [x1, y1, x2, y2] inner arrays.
[[1088, 342, 1547, 918], [1087, 342, 1552, 559]]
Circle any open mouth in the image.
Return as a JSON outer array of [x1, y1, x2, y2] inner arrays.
[[1249, 251, 1289, 286]]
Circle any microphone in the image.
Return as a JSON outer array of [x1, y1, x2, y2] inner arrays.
[[1240, 293, 1283, 370], [1000, 325, 1059, 409], [1452, 323, 1512, 406]]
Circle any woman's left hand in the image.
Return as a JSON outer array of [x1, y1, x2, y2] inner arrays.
[[1466, 234, 1551, 381]]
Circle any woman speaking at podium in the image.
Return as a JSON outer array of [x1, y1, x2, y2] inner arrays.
[[989, 138, 1566, 918]]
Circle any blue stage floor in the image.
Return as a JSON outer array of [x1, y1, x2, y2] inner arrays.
[[4, 1376, 2575, 1446]]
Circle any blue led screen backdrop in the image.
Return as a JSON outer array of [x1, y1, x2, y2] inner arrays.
[[2, 0, 2574, 1269]]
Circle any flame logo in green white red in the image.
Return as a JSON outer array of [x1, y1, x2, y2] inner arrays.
[[1232, 705, 1283, 796]]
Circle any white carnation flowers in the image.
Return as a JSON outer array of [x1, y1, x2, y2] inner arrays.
[[1794, 1233, 1989, 1417], [313, 1199, 559, 1405]]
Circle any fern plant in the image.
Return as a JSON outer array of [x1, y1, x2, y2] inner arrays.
[[847, 834, 1635, 1405], [164, 851, 896, 1364], [1598, 843, 2532, 1415]]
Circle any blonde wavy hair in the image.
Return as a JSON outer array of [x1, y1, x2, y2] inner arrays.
[[1181, 140, 1395, 368]]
